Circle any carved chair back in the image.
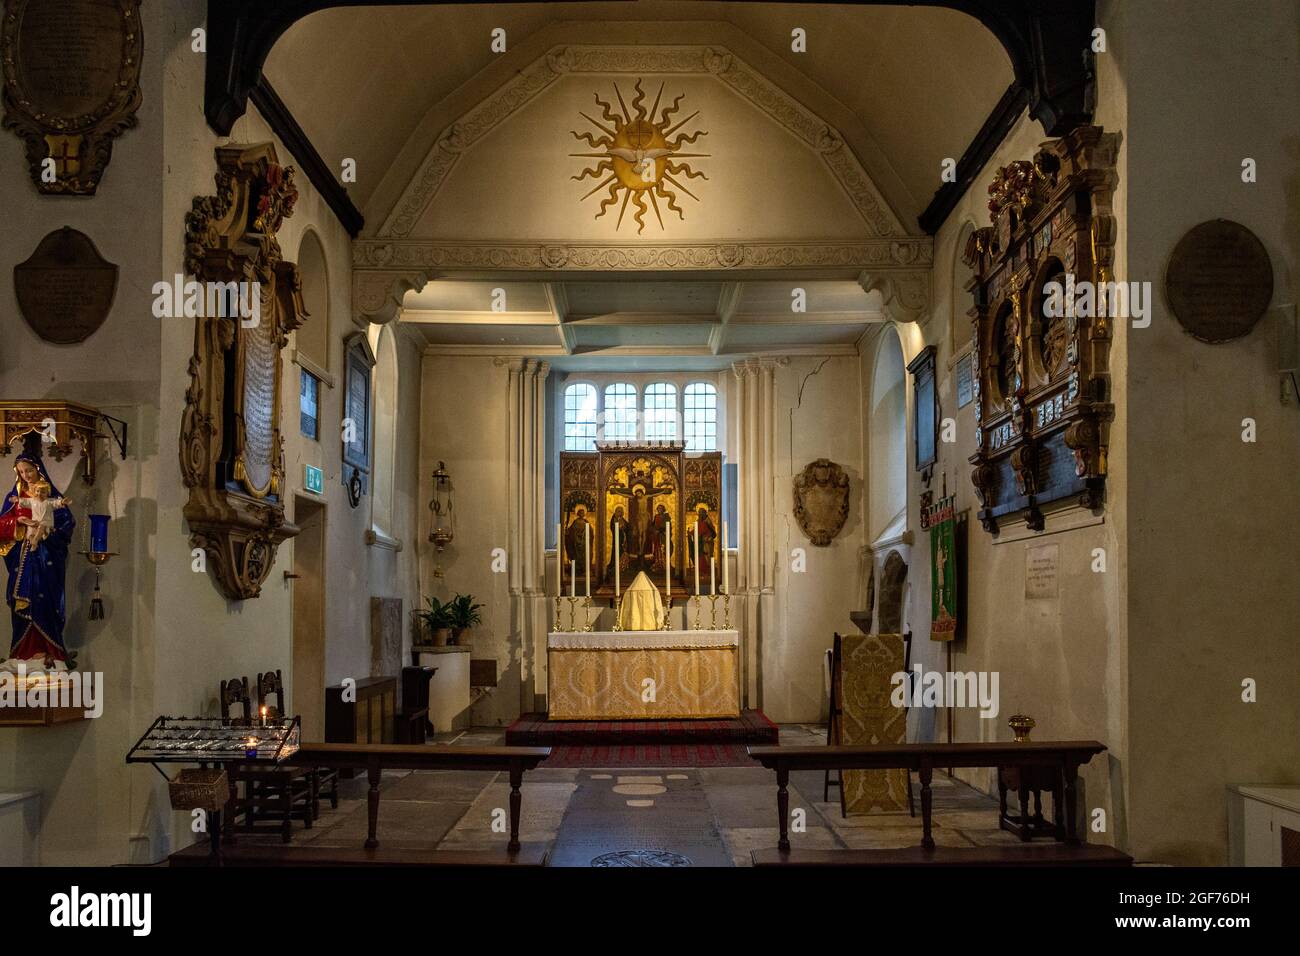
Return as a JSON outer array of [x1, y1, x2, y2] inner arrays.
[[256, 669, 287, 719], [220, 676, 252, 725]]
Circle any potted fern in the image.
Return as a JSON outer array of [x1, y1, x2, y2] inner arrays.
[[416, 596, 455, 647], [447, 593, 484, 646]]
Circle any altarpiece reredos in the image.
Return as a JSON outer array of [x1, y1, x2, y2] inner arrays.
[[179, 144, 305, 600], [560, 444, 722, 596], [967, 126, 1118, 533]]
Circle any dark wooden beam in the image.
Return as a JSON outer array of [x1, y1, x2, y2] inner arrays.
[[918, 81, 1029, 235], [249, 78, 365, 238]]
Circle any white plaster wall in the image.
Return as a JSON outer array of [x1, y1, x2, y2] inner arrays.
[[859, 0, 1133, 853], [415, 72, 875, 241], [765, 357, 866, 721], [418, 356, 518, 725], [1122, 0, 1299, 865], [0, 0, 166, 865]]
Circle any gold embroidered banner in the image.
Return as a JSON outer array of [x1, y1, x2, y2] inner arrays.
[[839, 632, 910, 813]]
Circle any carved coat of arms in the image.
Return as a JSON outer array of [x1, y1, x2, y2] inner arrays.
[[792, 459, 850, 547]]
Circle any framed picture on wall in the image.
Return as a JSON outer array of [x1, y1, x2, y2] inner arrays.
[[907, 345, 939, 478], [341, 332, 375, 490]]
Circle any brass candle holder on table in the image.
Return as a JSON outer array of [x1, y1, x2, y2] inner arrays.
[[580, 596, 595, 632], [660, 594, 673, 631], [611, 593, 624, 632], [722, 592, 732, 630], [691, 594, 703, 631], [707, 594, 720, 630], [553, 596, 563, 633]]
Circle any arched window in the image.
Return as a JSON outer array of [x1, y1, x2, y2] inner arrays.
[[869, 328, 907, 541], [369, 324, 398, 539], [683, 382, 718, 451], [564, 383, 597, 450], [603, 382, 637, 442], [643, 382, 678, 441]]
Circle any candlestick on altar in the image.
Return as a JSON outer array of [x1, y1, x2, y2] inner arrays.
[[555, 522, 562, 596], [710, 557, 716, 596], [694, 521, 700, 595], [722, 521, 729, 594], [665, 519, 672, 596], [584, 522, 591, 597], [570, 560, 576, 598], [614, 523, 621, 597]]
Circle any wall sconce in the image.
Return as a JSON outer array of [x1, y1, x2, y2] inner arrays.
[[78, 513, 118, 620], [427, 460, 454, 551]]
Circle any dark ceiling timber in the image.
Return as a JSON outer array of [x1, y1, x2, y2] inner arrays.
[[205, 0, 1095, 237]]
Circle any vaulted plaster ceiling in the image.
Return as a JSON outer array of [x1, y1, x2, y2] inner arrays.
[[265, 1, 1014, 232]]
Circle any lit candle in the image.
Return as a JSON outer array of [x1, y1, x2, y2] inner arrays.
[[260, 706, 267, 727], [89, 514, 110, 554], [722, 522, 729, 594], [665, 519, 671, 596], [584, 522, 591, 598], [556, 522, 562, 596], [570, 560, 576, 598], [245, 737, 258, 759], [710, 557, 716, 596], [694, 520, 701, 596], [614, 522, 621, 597]]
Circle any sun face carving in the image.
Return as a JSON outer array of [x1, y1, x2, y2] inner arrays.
[[570, 79, 709, 234]]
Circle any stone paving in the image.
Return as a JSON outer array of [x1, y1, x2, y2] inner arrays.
[[237, 724, 1023, 865]]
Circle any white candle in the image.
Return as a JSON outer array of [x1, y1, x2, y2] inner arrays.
[[710, 557, 716, 596], [614, 522, 621, 597], [556, 522, 562, 596], [570, 559, 576, 598], [722, 522, 729, 594], [665, 519, 671, 595], [694, 520, 700, 595], [584, 522, 591, 597]]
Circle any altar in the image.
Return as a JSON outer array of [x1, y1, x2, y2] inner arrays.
[[546, 630, 740, 720]]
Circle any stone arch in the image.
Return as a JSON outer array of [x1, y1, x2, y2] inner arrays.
[[877, 550, 909, 633]]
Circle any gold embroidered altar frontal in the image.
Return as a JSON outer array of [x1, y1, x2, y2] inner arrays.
[[547, 631, 740, 720]]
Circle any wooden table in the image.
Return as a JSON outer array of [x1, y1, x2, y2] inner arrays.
[[748, 741, 1107, 851]]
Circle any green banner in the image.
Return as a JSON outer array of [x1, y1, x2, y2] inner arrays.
[[929, 496, 957, 641]]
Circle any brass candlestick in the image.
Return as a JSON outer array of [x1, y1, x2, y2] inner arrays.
[[1008, 714, 1036, 743], [581, 596, 595, 632], [691, 595, 703, 631], [611, 593, 624, 632], [707, 594, 720, 630], [553, 596, 563, 633], [661, 594, 673, 631], [722, 592, 732, 630]]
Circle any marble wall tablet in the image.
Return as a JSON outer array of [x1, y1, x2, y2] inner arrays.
[[1166, 219, 1273, 344], [1, 0, 144, 195], [14, 226, 117, 343]]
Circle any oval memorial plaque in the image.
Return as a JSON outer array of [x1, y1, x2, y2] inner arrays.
[[14, 227, 118, 344], [1166, 219, 1273, 344], [0, 0, 144, 194]]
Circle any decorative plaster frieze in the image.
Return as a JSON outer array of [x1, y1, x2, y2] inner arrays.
[[377, 43, 906, 239], [354, 239, 931, 275]]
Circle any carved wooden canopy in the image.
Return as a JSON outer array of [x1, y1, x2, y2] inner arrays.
[[180, 143, 304, 600], [966, 125, 1118, 533]]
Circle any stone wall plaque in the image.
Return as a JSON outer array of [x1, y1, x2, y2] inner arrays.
[[1025, 543, 1059, 599], [14, 226, 117, 343], [1166, 219, 1273, 344], [1, 0, 144, 195], [793, 458, 850, 547]]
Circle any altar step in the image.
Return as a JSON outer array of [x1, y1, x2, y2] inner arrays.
[[505, 709, 778, 747]]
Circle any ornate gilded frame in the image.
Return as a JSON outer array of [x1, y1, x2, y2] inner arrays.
[[966, 126, 1118, 533], [179, 143, 305, 600], [0, 0, 144, 195]]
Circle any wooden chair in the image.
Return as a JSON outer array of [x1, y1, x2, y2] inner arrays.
[[257, 669, 339, 821]]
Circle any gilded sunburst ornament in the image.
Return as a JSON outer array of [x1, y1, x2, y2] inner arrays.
[[570, 79, 710, 234]]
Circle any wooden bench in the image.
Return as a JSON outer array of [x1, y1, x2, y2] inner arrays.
[[752, 844, 1132, 867], [283, 743, 551, 852], [748, 741, 1108, 853], [170, 842, 549, 867]]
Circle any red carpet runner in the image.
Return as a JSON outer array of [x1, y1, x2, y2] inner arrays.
[[540, 743, 755, 768]]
